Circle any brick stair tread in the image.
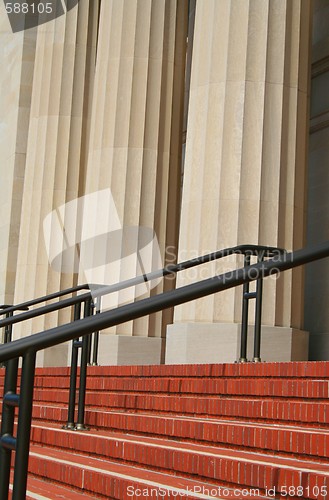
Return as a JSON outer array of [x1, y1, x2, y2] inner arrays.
[[30, 422, 329, 475], [27, 380, 329, 400], [31, 388, 329, 404], [37, 361, 329, 377], [28, 443, 274, 499], [83, 408, 329, 434], [30, 393, 329, 425], [0, 360, 323, 378], [3, 361, 329, 384], [3, 361, 329, 498], [10, 475, 100, 499], [30, 411, 329, 459], [31, 422, 329, 499], [32, 404, 329, 431], [31, 402, 329, 433], [34, 387, 329, 404]]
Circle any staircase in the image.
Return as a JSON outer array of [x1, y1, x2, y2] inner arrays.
[[2, 360, 329, 499]]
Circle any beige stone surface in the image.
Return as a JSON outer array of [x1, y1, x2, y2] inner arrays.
[[82, 0, 187, 342], [0, 0, 321, 367], [173, 0, 312, 354], [1, 1, 187, 366], [0, 10, 37, 305], [9, 1, 100, 366], [96, 335, 162, 366], [166, 322, 309, 364]]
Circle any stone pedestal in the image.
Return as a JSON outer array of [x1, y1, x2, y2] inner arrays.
[[36, 344, 71, 368], [96, 335, 162, 366], [36, 335, 162, 367], [165, 323, 309, 364]]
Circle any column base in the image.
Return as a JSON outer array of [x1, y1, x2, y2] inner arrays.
[[165, 323, 309, 364], [96, 335, 163, 366], [36, 336, 162, 367], [36, 344, 70, 367]]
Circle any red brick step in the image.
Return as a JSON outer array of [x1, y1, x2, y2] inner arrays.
[[28, 422, 329, 499], [10, 474, 100, 499], [30, 390, 329, 426], [31, 412, 329, 460], [2, 361, 329, 499], [27, 443, 275, 499]]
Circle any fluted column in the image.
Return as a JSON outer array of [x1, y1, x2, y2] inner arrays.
[[12, 1, 99, 365], [167, 0, 312, 364], [81, 0, 187, 364], [0, 15, 37, 306]]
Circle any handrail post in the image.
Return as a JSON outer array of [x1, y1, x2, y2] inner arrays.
[[91, 296, 101, 366], [12, 351, 36, 500], [63, 302, 82, 430], [1, 311, 14, 368], [91, 330, 100, 366], [75, 299, 92, 430], [239, 253, 251, 362], [253, 251, 265, 362], [76, 334, 90, 430], [4, 311, 13, 343], [84, 300, 94, 365], [0, 357, 19, 499]]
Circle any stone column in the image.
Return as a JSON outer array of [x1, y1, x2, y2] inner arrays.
[[0, 12, 37, 307], [81, 0, 187, 365], [166, 0, 312, 364], [12, 1, 99, 366]]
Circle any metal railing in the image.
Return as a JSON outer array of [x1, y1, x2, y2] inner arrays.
[[0, 245, 282, 431], [0, 244, 283, 356], [0, 306, 29, 368], [64, 244, 283, 429], [2, 240, 329, 498], [0, 283, 91, 317]]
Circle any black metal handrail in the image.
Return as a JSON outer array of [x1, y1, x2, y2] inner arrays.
[[0, 243, 282, 377], [0, 306, 29, 346], [0, 244, 281, 331], [2, 240, 327, 364], [0, 284, 91, 355], [0, 244, 280, 432], [0, 284, 90, 317], [7, 240, 328, 499]]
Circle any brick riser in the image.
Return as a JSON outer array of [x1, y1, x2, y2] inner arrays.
[[3, 374, 329, 397], [27, 446, 266, 500], [3, 381, 329, 425], [16, 375, 329, 398], [29, 423, 329, 492], [1, 361, 329, 499], [30, 390, 329, 425], [9, 475, 100, 500], [28, 408, 329, 462], [33, 361, 329, 377]]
